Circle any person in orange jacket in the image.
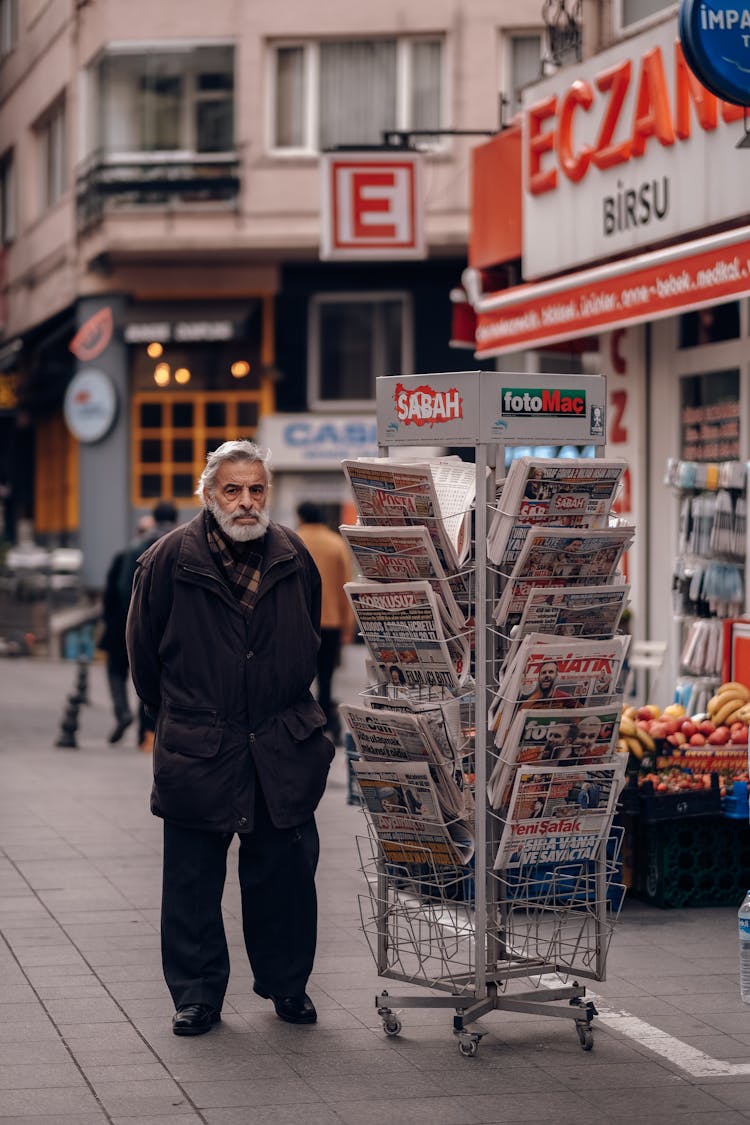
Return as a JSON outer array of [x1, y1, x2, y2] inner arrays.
[[296, 501, 354, 742]]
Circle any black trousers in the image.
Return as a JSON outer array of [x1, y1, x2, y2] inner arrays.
[[160, 788, 320, 1012]]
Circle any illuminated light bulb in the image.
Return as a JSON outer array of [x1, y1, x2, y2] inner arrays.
[[147, 342, 163, 358], [174, 367, 191, 384], [154, 363, 171, 387], [231, 360, 250, 378]]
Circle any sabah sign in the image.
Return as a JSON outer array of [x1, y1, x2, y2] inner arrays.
[[320, 152, 425, 260], [679, 0, 750, 106]]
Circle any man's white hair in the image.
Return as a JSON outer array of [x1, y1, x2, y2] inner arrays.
[[196, 440, 273, 504]]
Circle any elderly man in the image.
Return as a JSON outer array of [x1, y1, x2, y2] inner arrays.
[[127, 440, 334, 1036]]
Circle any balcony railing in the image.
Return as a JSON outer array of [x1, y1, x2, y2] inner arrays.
[[75, 151, 241, 235]]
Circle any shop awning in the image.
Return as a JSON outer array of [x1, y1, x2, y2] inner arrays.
[[453, 224, 750, 357]]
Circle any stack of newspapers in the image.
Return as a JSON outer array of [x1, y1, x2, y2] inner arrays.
[[341, 456, 478, 870], [486, 457, 634, 872]]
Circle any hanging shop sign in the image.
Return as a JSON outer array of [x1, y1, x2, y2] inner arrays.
[[320, 152, 425, 260], [63, 368, 118, 444], [69, 307, 114, 362], [679, 0, 750, 107], [471, 224, 750, 358], [521, 16, 747, 279]]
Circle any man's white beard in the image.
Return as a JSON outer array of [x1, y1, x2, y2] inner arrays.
[[208, 498, 269, 542]]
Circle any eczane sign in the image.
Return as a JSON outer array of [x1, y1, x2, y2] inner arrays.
[[320, 152, 425, 260], [522, 17, 747, 279]]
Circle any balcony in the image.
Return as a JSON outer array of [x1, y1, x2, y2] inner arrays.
[[75, 151, 241, 236]]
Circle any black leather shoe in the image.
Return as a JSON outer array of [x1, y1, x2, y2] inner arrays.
[[171, 1003, 221, 1036], [253, 984, 317, 1024], [108, 716, 133, 744]]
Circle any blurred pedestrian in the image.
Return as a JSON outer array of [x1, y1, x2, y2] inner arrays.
[[127, 440, 334, 1036], [296, 500, 354, 743], [98, 501, 177, 746]]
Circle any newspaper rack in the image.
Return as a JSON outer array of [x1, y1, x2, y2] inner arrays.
[[350, 371, 626, 1057]]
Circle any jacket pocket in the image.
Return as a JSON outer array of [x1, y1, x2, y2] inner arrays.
[[159, 705, 222, 758], [280, 697, 327, 742]]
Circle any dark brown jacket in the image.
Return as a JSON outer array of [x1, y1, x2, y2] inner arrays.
[[126, 511, 334, 832]]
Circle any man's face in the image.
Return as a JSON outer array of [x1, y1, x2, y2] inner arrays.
[[538, 663, 557, 693], [205, 459, 270, 542], [546, 724, 569, 749], [575, 720, 602, 752]]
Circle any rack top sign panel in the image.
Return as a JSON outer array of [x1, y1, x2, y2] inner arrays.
[[376, 372, 482, 444], [478, 373, 607, 443], [376, 372, 607, 446]]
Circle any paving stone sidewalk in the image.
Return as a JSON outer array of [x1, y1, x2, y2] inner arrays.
[[1, 651, 750, 1124]]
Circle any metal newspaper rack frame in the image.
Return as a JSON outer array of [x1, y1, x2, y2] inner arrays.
[[357, 370, 625, 1057]]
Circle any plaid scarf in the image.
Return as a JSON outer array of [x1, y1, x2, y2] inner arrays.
[[205, 510, 265, 613]]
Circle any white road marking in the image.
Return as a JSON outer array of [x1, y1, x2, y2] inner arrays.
[[542, 976, 750, 1077]]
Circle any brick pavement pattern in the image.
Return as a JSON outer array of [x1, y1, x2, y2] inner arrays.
[[2, 651, 750, 1124]]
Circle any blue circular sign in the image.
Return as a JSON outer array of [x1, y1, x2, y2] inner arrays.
[[679, 0, 750, 107]]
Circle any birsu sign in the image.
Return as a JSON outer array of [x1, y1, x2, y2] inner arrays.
[[522, 15, 748, 278], [394, 382, 463, 426]]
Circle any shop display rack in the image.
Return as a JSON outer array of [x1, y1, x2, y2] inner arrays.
[[349, 370, 627, 1057]]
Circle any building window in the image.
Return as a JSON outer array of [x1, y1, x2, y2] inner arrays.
[[131, 391, 266, 506], [96, 44, 235, 155], [615, 0, 673, 32], [501, 32, 543, 119], [0, 0, 16, 59], [0, 149, 14, 244], [309, 292, 412, 408], [271, 37, 443, 153], [679, 301, 741, 348], [35, 98, 67, 212]]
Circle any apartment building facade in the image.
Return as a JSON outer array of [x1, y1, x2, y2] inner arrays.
[[0, 0, 549, 584]]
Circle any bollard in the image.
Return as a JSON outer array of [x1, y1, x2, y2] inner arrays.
[[55, 694, 80, 749], [74, 659, 89, 705]]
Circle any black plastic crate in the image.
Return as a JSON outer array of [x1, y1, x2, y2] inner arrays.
[[617, 771, 721, 822], [629, 815, 750, 908]]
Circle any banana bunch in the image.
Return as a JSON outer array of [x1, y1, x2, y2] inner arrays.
[[617, 710, 654, 759], [707, 682, 750, 727]]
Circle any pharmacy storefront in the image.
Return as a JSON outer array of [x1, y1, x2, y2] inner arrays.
[[454, 11, 750, 692]]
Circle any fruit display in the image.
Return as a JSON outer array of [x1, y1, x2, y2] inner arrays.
[[616, 681, 750, 801]]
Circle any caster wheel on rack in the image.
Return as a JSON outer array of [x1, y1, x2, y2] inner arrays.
[[383, 1016, 402, 1037], [458, 1035, 479, 1058], [576, 1024, 594, 1051]]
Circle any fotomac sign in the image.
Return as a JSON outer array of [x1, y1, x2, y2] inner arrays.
[[320, 152, 425, 260], [522, 16, 747, 278]]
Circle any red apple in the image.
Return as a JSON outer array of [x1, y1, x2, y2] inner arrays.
[[680, 720, 698, 737], [661, 719, 680, 736], [708, 726, 731, 745], [698, 720, 716, 736], [688, 732, 706, 746], [667, 732, 687, 747], [649, 721, 668, 740]]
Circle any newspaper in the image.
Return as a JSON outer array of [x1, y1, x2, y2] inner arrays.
[[364, 691, 463, 764], [488, 633, 631, 749], [487, 704, 622, 812], [493, 758, 627, 870], [339, 703, 469, 819], [346, 580, 470, 692], [504, 583, 630, 666], [493, 525, 635, 631], [342, 457, 477, 572], [340, 524, 467, 627], [488, 457, 626, 570], [353, 760, 474, 868]]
